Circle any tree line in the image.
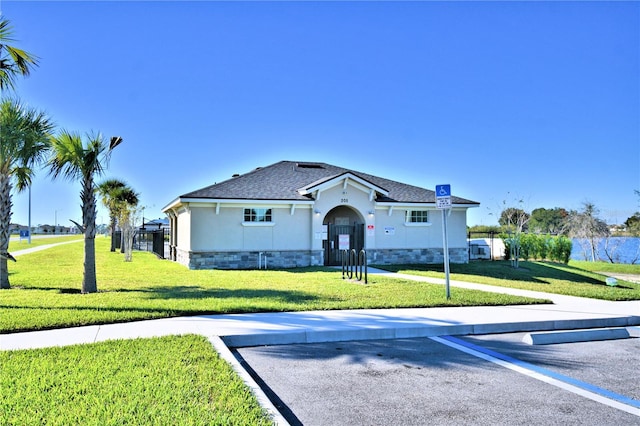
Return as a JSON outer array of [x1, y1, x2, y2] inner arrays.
[[1, 17, 139, 293], [470, 198, 640, 264], [472, 203, 639, 237]]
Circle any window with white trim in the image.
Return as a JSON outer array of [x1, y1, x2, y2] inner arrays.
[[244, 208, 272, 223], [406, 210, 429, 223]]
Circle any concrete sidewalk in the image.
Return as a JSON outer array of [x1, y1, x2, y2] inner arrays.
[[2, 268, 638, 351]]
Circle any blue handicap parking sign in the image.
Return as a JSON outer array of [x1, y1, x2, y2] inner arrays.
[[436, 184, 451, 198]]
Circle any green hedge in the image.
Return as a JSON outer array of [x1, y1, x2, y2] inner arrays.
[[503, 234, 572, 264]]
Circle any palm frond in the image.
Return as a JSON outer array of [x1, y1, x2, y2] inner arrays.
[[114, 187, 140, 207], [48, 130, 85, 181], [0, 18, 39, 90], [110, 136, 123, 150], [0, 98, 53, 192]]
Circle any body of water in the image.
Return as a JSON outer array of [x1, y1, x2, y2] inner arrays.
[[570, 237, 640, 264]]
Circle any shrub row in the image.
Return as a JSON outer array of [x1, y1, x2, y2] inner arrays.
[[502, 234, 573, 264]]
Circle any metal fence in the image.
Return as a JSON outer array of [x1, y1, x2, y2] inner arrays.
[[115, 229, 168, 259]]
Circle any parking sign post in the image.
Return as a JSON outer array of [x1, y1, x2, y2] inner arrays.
[[436, 185, 451, 300]]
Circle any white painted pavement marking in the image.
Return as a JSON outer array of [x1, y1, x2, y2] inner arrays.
[[430, 335, 640, 417]]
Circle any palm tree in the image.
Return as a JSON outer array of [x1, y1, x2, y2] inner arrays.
[[0, 18, 39, 91], [114, 186, 140, 262], [0, 99, 53, 289], [48, 131, 122, 293], [97, 178, 127, 252]]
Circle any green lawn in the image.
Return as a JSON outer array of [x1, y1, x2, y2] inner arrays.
[[2, 237, 546, 333], [0, 335, 272, 425], [375, 260, 640, 301]]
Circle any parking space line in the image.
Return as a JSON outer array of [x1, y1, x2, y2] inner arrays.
[[430, 335, 640, 417]]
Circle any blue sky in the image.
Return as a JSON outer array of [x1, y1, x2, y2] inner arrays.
[[3, 1, 639, 228]]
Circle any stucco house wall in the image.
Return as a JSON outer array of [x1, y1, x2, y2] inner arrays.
[[176, 207, 191, 249], [188, 204, 313, 252], [366, 207, 469, 264]]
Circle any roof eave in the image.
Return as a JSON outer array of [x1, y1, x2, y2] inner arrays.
[[375, 201, 480, 208], [164, 197, 315, 208], [161, 197, 182, 213]]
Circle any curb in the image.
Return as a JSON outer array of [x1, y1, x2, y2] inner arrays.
[[522, 327, 633, 345], [221, 316, 640, 348]]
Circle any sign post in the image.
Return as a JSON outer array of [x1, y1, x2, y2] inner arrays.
[[436, 184, 451, 300]]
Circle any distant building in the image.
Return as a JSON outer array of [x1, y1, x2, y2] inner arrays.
[[9, 223, 28, 234], [140, 217, 169, 231], [33, 224, 76, 234], [8, 223, 79, 235], [163, 161, 480, 270]]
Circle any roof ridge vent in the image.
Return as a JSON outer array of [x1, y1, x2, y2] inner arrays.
[[296, 162, 324, 169]]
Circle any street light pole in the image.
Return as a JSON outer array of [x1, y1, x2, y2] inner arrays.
[[28, 185, 32, 244], [54, 209, 62, 234]]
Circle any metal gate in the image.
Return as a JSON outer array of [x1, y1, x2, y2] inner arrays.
[[325, 223, 364, 266], [135, 230, 167, 259]]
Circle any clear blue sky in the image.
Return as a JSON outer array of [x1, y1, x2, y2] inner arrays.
[[3, 1, 639, 228]]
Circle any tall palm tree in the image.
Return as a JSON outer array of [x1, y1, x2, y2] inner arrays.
[[0, 18, 39, 91], [48, 131, 122, 293], [0, 99, 53, 289], [97, 178, 127, 252]]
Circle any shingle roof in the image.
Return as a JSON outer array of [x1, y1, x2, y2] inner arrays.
[[180, 161, 478, 205]]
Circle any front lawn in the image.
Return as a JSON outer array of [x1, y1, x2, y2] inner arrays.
[[0, 238, 547, 333]]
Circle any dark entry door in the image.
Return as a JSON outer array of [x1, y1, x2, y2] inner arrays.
[[325, 224, 364, 266]]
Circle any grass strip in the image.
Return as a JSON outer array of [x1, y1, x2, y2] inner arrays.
[[0, 335, 273, 425]]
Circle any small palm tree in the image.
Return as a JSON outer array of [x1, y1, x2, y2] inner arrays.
[[48, 131, 122, 293], [0, 99, 54, 289], [0, 18, 39, 91], [114, 186, 140, 262], [97, 178, 127, 252]]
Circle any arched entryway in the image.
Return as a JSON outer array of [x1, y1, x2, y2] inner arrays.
[[323, 206, 365, 266]]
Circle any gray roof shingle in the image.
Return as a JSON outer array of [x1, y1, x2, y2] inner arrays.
[[180, 161, 478, 205]]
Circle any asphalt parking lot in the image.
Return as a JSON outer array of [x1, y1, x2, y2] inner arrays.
[[235, 333, 640, 425]]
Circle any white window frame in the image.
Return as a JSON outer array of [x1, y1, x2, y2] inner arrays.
[[405, 210, 432, 227], [242, 208, 275, 227]]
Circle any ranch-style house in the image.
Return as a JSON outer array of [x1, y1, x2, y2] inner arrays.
[[162, 161, 479, 269]]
